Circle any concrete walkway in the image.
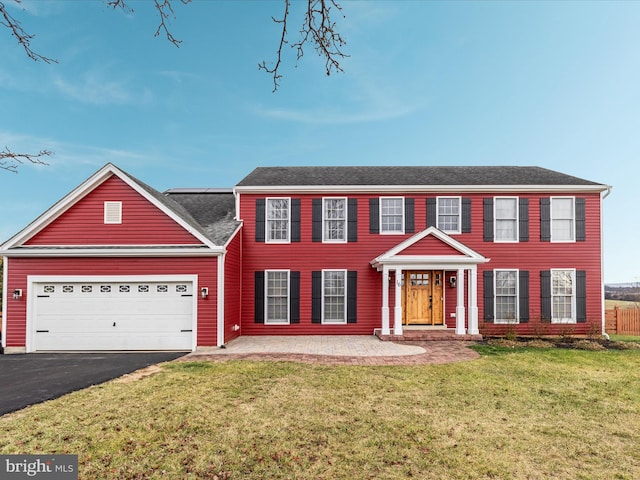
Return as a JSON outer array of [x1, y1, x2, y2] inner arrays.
[[183, 335, 480, 365]]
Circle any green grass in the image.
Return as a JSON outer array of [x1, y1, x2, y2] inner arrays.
[[2, 349, 640, 479], [609, 334, 640, 343]]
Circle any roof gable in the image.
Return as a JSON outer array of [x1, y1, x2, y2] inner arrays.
[[371, 226, 489, 270], [1, 163, 222, 251]]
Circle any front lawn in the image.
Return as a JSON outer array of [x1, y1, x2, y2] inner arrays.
[[1, 348, 639, 479]]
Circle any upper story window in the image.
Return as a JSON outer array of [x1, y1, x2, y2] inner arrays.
[[437, 197, 461, 234], [494, 197, 518, 242], [551, 197, 575, 242], [323, 197, 347, 242], [266, 198, 290, 243], [380, 197, 404, 234], [104, 201, 122, 224]]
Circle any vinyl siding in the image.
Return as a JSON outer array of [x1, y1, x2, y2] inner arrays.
[[4, 257, 218, 348], [26, 176, 203, 246], [223, 228, 242, 343]]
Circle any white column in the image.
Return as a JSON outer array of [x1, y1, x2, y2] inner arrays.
[[468, 266, 479, 335], [455, 268, 467, 335], [394, 268, 403, 335], [381, 266, 390, 335]]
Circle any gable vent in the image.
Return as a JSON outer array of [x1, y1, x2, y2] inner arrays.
[[104, 201, 122, 224]]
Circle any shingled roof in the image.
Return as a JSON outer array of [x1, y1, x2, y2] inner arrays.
[[236, 166, 604, 187]]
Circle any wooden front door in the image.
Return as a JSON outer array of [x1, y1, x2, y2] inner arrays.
[[402, 271, 444, 325]]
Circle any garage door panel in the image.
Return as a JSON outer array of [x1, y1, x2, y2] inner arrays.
[[32, 280, 195, 351]]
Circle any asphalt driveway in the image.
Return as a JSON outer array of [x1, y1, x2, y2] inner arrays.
[[0, 352, 186, 416]]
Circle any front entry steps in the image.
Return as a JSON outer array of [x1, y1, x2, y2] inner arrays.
[[375, 328, 482, 342]]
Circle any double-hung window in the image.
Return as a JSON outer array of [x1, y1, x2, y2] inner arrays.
[[494, 197, 518, 242], [380, 197, 404, 234], [265, 270, 289, 324], [551, 197, 575, 242], [323, 270, 346, 324], [494, 270, 518, 323], [323, 198, 347, 242], [551, 269, 575, 323], [266, 198, 290, 243], [437, 197, 461, 234]]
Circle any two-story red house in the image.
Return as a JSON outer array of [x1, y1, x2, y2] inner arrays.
[[0, 163, 610, 353]]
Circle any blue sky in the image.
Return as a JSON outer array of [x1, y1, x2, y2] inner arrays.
[[1, 0, 638, 283]]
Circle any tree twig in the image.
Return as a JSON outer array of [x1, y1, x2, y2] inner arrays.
[[0, 147, 52, 173], [0, 0, 57, 63]]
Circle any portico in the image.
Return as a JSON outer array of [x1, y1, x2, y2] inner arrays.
[[371, 227, 489, 337]]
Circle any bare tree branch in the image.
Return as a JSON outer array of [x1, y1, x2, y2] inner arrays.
[[0, 0, 57, 63], [0, 147, 52, 173], [259, 0, 347, 92]]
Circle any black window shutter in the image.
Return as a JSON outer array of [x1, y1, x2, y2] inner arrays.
[[404, 198, 415, 233], [483, 198, 494, 242], [576, 198, 586, 242], [290, 271, 300, 324], [347, 271, 358, 323], [426, 198, 437, 228], [519, 270, 529, 323], [483, 270, 494, 322], [462, 198, 472, 233], [255, 199, 266, 242], [348, 198, 358, 242], [540, 198, 551, 242], [312, 199, 322, 242], [540, 270, 551, 320], [519, 198, 529, 242], [291, 199, 301, 242], [254, 271, 265, 324], [369, 198, 379, 234], [312, 271, 322, 323], [576, 270, 587, 323]]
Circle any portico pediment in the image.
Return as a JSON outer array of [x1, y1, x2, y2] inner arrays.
[[370, 226, 489, 271]]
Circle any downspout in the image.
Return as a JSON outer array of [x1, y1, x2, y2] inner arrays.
[[1, 256, 7, 352], [601, 186, 612, 339]]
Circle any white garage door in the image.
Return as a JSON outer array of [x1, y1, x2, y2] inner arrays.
[[32, 279, 195, 351]]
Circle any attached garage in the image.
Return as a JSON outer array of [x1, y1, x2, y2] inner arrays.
[[29, 276, 197, 352]]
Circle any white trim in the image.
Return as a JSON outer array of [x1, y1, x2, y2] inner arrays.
[[26, 274, 198, 352], [234, 184, 610, 195], [550, 196, 576, 243], [493, 268, 520, 324], [379, 196, 405, 235], [550, 268, 577, 324], [217, 255, 225, 347], [1, 256, 7, 349], [321, 269, 347, 325], [322, 197, 348, 243], [0, 163, 219, 251], [494, 196, 519, 243], [264, 270, 291, 325], [265, 197, 291, 244], [436, 196, 462, 234]]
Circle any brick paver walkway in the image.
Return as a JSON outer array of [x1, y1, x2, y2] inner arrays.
[[182, 336, 480, 365]]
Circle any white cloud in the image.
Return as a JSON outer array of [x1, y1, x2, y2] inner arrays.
[[53, 71, 151, 105]]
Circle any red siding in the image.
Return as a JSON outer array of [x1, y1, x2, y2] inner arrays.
[[239, 192, 603, 336], [4, 257, 218, 348], [26, 176, 202, 246], [223, 228, 242, 343], [401, 234, 467, 256]]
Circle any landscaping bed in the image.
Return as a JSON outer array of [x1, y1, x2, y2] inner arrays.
[[482, 335, 640, 351]]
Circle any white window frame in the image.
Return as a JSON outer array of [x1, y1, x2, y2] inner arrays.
[[494, 269, 519, 324], [322, 269, 347, 325], [379, 197, 405, 234], [550, 197, 575, 243], [494, 197, 519, 243], [323, 197, 347, 243], [551, 269, 576, 324], [437, 196, 461, 234], [265, 270, 290, 325], [266, 197, 291, 243], [104, 201, 122, 224]]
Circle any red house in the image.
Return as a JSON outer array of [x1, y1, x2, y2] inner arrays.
[[0, 164, 610, 353]]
